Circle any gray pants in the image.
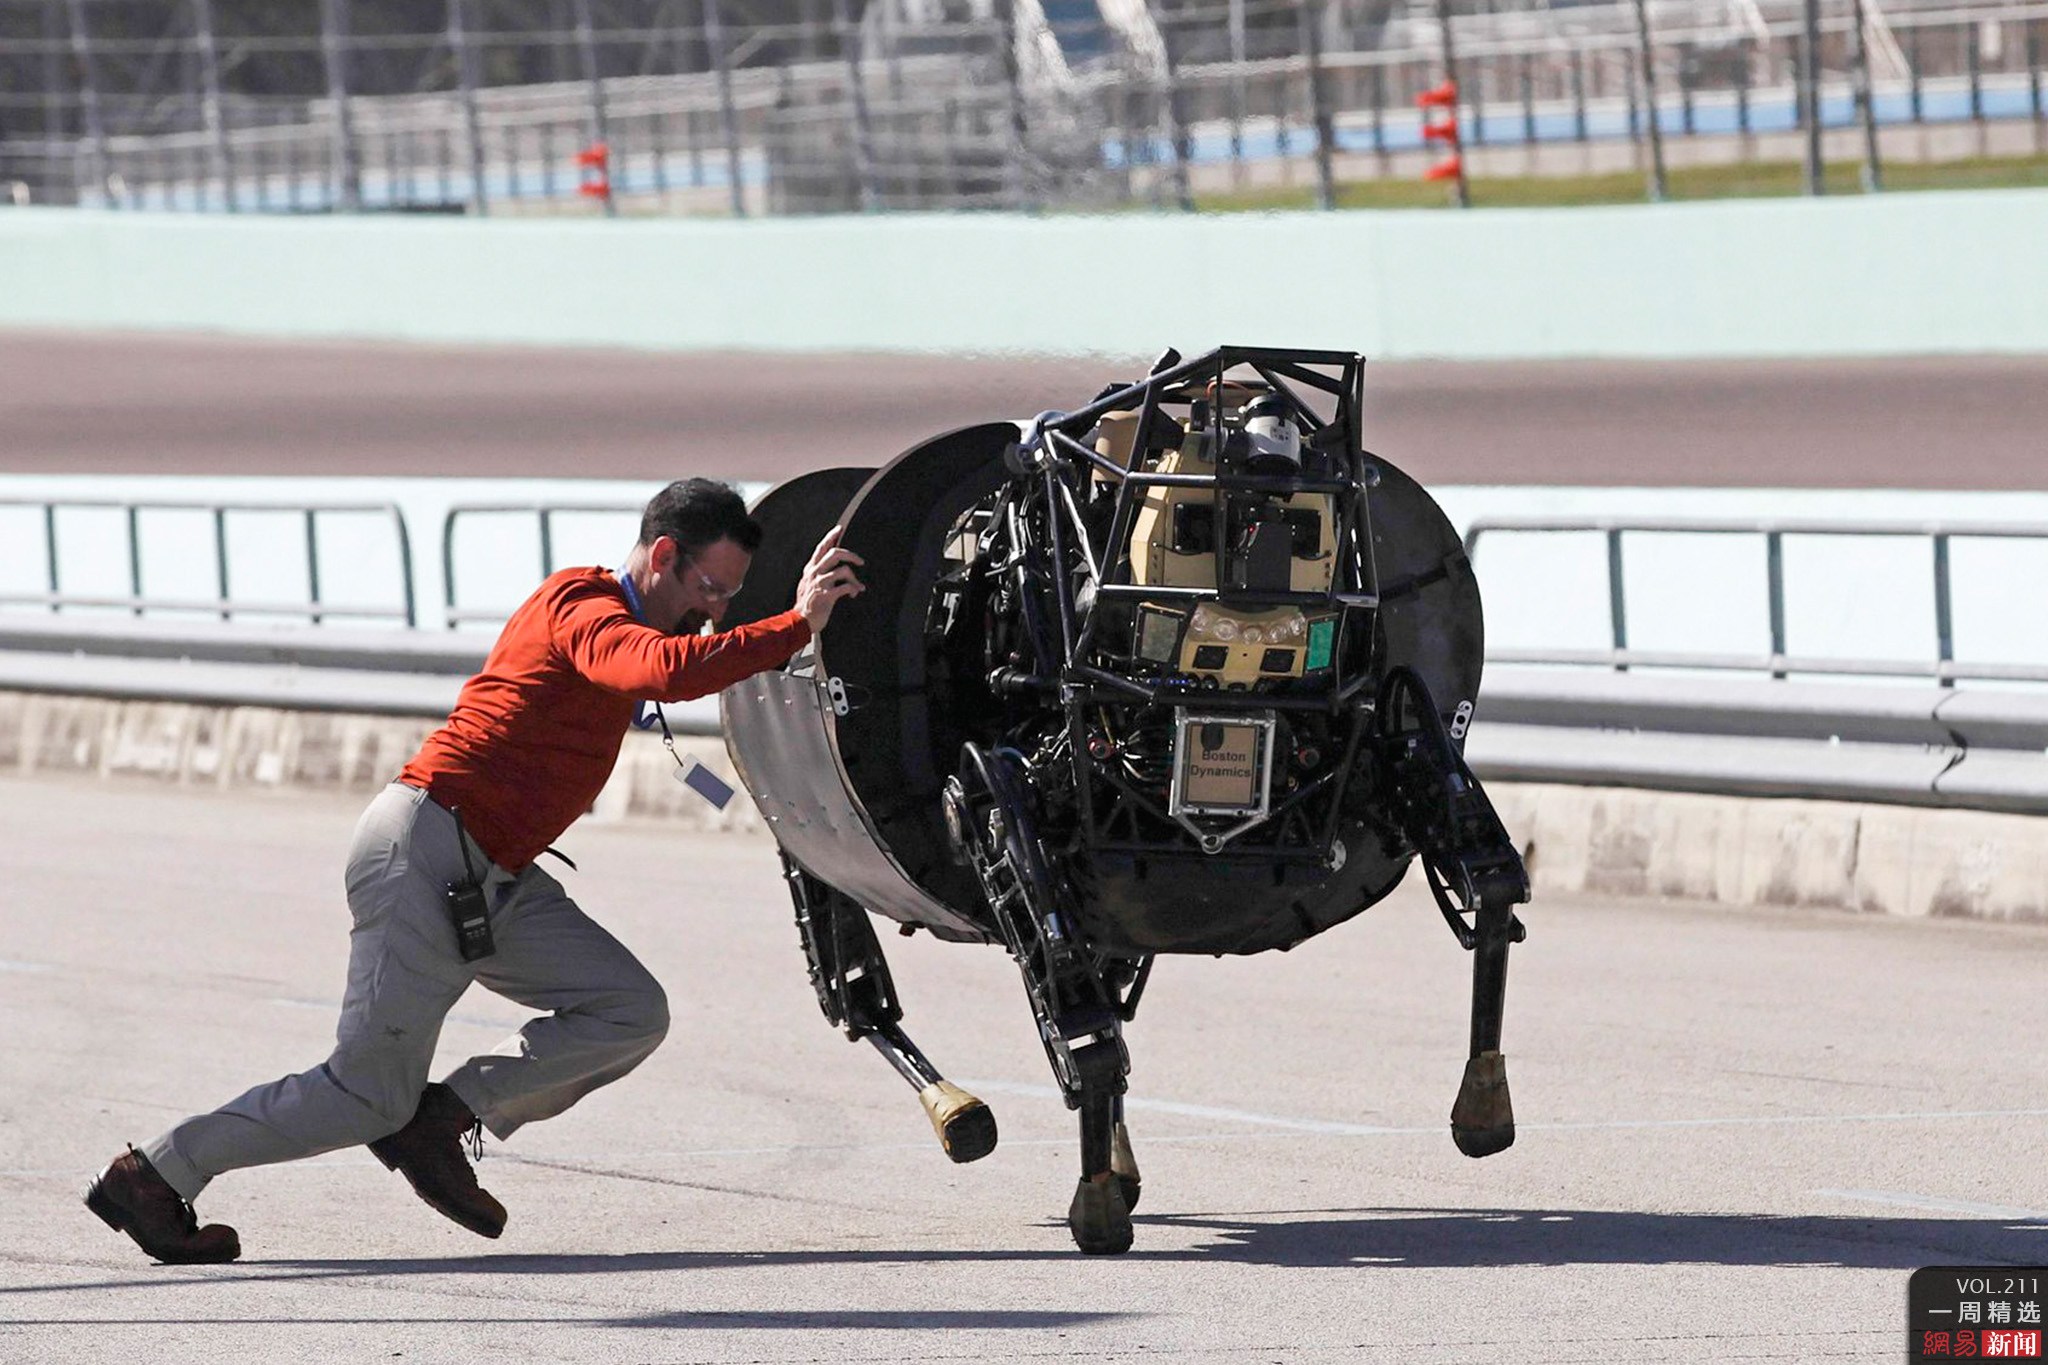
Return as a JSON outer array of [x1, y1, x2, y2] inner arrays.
[[144, 783, 669, 1203]]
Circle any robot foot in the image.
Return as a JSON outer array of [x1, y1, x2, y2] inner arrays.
[[1110, 1120, 1141, 1213], [1450, 1050, 1516, 1158], [1067, 1173, 1134, 1255], [918, 1082, 999, 1164]]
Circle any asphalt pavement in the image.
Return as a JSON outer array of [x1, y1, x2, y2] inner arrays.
[[3, 773, 2043, 1364], [6, 326, 2046, 1363]]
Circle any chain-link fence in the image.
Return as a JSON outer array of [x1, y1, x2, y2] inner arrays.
[[2, 0, 2043, 213]]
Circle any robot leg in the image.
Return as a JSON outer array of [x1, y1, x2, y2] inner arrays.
[[781, 854, 998, 1163]]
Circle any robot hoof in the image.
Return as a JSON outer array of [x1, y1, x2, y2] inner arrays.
[[1067, 1173, 1134, 1255], [1110, 1121, 1141, 1213], [1450, 1050, 1517, 1159], [919, 1082, 999, 1164]]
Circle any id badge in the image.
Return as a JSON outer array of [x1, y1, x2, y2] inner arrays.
[[673, 755, 735, 810]]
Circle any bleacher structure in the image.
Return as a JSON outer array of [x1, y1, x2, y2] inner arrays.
[[0, 0, 2041, 214]]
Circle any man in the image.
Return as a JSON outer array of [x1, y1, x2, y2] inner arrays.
[[85, 478, 862, 1264]]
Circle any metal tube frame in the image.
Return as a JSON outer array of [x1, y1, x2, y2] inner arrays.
[[999, 347, 1381, 863]]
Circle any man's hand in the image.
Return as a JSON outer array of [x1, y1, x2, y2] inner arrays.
[[797, 525, 865, 633]]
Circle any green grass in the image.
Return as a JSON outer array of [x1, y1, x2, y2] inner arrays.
[[1184, 150, 2048, 211]]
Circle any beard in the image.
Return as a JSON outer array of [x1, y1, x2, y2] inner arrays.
[[673, 609, 709, 636]]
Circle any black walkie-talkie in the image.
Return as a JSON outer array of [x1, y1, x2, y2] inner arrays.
[[445, 806, 495, 962]]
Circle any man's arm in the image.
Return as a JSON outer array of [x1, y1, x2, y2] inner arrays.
[[555, 524, 863, 700], [554, 583, 812, 702]]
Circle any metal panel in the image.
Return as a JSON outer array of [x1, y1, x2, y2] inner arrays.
[[818, 426, 1014, 895], [722, 439, 1018, 935], [720, 461, 991, 940], [723, 668, 988, 939], [1367, 453, 1486, 743]]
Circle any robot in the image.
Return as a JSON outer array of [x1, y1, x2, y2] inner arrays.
[[720, 346, 1529, 1254]]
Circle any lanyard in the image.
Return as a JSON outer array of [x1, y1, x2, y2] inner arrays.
[[615, 567, 688, 774], [615, 564, 648, 623]]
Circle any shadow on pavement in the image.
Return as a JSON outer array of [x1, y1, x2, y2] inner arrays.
[[2, 1248, 1096, 1305], [18, 1207, 2045, 1308], [1146, 1206, 2048, 1269], [0, 1307, 1138, 1331]]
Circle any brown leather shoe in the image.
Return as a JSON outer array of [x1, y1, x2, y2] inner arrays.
[[368, 1083, 507, 1238], [85, 1147, 241, 1265]]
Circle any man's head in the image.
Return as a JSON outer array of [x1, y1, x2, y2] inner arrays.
[[634, 479, 762, 634]]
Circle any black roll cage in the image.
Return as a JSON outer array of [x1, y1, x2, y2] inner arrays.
[[993, 345, 1383, 861]]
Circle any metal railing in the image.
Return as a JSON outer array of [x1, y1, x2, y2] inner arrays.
[[1464, 514, 2048, 688], [440, 502, 641, 628], [1465, 666, 2048, 811], [0, 611, 722, 727], [5, 0, 2044, 215], [0, 497, 417, 628], [7, 492, 2048, 812]]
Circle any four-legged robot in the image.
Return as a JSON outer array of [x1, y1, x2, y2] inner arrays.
[[779, 665, 1527, 1255]]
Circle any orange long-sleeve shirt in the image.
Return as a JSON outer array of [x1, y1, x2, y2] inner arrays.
[[400, 566, 810, 869]]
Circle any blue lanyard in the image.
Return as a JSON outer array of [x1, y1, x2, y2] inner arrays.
[[616, 568, 708, 779], [615, 565, 647, 624], [615, 567, 662, 731]]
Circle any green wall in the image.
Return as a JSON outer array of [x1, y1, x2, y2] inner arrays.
[[3, 193, 2043, 358]]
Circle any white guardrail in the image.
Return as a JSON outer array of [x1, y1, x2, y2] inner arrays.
[[1457, 513, 2048, 813], [1466, 667, 2048, 814], [0, 615, 723, 733], [5, 609, 2048, 812], [7, 504, 2048, 813]]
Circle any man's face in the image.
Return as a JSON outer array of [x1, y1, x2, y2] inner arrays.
[[648, 534, 750, 635]]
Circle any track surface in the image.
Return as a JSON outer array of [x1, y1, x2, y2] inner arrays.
[[7, 330, 2048, 488], [5, 332, 2043, 1359], [4, 775, 2044, 1364]]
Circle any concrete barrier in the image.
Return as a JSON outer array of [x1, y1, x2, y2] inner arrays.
[[5, 195, 2046, 359], [0, 690, 760, 836], [8, 689, 2045, 925], [1492, 782, 2048, 925]]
